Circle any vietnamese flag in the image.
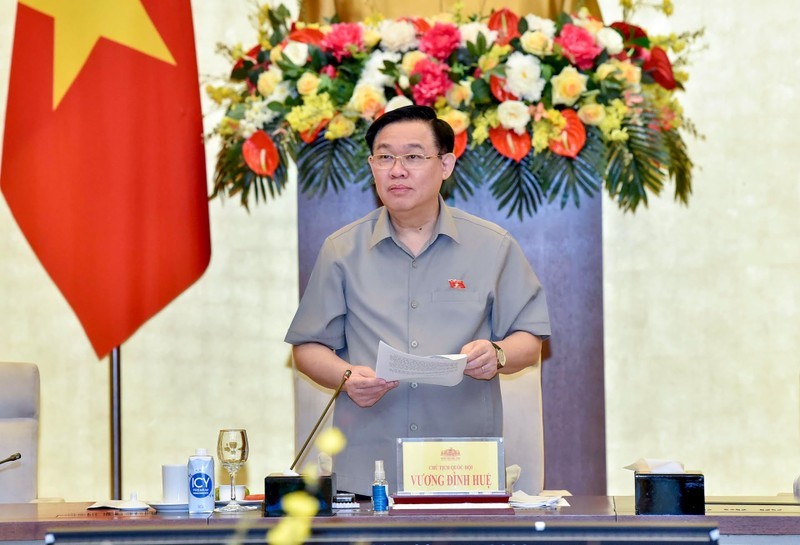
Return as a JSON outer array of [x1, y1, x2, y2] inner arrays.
[[0, 0, 211, 358]]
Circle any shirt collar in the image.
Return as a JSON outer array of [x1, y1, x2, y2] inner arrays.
[[369, 195, 461, 249]]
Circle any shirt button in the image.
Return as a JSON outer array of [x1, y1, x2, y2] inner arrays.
[[410, 301, 419, 309], [411, 340, 418, 348], [410, 382, 418, 389], [412, 262, 418, 269], [410, 424, 419, 431]]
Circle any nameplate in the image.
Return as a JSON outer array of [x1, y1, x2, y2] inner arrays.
[[396, 437, 505, 494]]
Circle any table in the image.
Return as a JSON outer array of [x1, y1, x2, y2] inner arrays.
[[1, 497, 799, 544]]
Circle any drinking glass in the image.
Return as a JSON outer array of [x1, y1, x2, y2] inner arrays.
[[215, 429, 256, 512]]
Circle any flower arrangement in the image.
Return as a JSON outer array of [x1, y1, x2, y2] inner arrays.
[[207, 1, 701, 218]]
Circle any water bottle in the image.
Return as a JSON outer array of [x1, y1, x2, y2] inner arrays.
[[372, 460, 389, 513], [188, 448, 214, 514]]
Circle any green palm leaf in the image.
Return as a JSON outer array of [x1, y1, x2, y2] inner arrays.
[[297, 135, 371, 197], [211, 136, 290, 211], [539, 125, 606, 209], [446, 143, 507, 200], [605, 109, 670, 212], [664, 127, 693, 205], [489, 151, 547, 219]]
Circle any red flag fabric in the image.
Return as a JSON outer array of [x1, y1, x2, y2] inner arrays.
[[1, 0, 211, 358]]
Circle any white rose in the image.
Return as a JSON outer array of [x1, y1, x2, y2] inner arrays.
[[504, 52, 545, 102], [596, 27, 623, 55], [497, 100, 531, 134], [523, 15, 556, 38], [359, 50, 401, 89], [459, 22, 497, 47], [282, 41, 309, 67], [385, 95, 414, 112], [379, 19, 418, 52]]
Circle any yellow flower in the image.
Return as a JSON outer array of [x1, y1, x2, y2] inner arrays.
[[296, 72, 320, 96], [519, 31, 552, 56], [268, 515, 312, 545], [364, 29, 381, 48], [446, 80, 473, 108], [577, 103, 605, 125], [595, 62, 617, 81], [286, 93, 336, 133], [349, 85, 387, 119], [472, 114, 490, 144], [325, 114, 356, 140], [478, 44, 511, 73], [257, 68, 282, 97], [551, 66, 588, 107], [282, 491, 320, 517], [315, 426, 347, 454], [438, 108, 470, 135], [270, 44, 284, 64], [401, 50, 428, 74]]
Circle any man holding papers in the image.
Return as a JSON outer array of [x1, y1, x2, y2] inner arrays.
[[285, 105, 550, 496]]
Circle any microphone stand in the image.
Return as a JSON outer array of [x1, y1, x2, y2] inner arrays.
[[0, 453, 21, 466], [290, 369, 351, 471]]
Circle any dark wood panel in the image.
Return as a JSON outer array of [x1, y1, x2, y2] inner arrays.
[[296, 184, 606, 495]]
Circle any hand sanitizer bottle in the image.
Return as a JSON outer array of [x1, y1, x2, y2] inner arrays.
[[372, 460, 389, 513], [188, 448, 214, 514]]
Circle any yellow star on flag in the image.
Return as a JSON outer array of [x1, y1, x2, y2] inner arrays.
[[20, 0, 176, 109]]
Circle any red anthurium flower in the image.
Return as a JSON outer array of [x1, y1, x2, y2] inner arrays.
[[402, 16, 431, 34], [299, 119, 330, 144], [489, 126, 531, 162], [243, 130, 280, 176], [643, 46, 679, 90], [490, 74, 518, 102], [289, 26, 325, 46], [610, 22, 648, 44], [232, 44, 262, 74], [487, 8, 521, 46], [453, 131, 468, 158], [549, 110, 586, 159]]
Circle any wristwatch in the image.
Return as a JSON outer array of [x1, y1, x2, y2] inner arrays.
[[491, 342, 506, 369]]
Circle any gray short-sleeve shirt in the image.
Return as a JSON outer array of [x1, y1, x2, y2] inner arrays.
[[285, 198, 550, 495]]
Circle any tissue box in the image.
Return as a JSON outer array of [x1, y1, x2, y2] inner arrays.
[[634, 471, 704, 515], [264, 474, 335, 517]]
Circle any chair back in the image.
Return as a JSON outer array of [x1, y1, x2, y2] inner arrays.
[[0, 362, 39, 503]]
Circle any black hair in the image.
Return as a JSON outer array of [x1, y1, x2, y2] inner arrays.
[[365, 105, 455, 154]]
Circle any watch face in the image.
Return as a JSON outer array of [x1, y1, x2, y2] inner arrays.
[[493, 343, 506, 367]]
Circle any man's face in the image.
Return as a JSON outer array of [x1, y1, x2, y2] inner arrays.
[[369, 120, 455, 216]]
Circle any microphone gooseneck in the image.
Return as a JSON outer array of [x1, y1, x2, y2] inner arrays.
[[0, 453, 21, 466], [290, 369, 351, 471]]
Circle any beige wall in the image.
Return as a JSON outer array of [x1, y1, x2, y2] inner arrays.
[[0, 0, 798, 501]]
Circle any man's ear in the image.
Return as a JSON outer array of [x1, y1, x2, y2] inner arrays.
[[441, 152, 456, 179]]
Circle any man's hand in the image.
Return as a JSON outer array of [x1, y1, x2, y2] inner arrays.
[[344, 365, 399, 407], [461, 339, 498, 380]]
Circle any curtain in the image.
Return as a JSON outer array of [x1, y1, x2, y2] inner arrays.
[[301, 0, 601, 23]]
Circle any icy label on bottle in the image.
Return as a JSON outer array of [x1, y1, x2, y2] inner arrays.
[[190, 473, 212, 498], [372, 483, 388, 512]]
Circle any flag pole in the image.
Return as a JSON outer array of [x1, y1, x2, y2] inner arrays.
[[110, 346, 122, 499]]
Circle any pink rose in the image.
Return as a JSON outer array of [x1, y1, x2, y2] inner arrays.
[[320, 23, 364, 62], [554, 24, 602, 70], [419, 22, 461, 62], [410, 58, 453, 106]]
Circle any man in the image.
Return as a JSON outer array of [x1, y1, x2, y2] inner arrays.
[[285, 105, 550, 496]]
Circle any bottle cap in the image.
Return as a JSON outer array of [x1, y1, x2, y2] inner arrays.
[[374, 460, 385, 480], [195, 448, 208, 456]]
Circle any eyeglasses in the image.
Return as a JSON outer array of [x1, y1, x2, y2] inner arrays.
[[369, 153, 444, 170]]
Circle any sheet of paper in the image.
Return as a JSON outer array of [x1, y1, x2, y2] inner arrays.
[[375, 341, 467, 387]]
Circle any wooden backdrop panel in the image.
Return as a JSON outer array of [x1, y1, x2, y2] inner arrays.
[[295, 183, 606, 495]]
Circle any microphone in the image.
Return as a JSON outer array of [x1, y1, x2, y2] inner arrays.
[[265, 369, 351, 517], [291, 369, 351, 471], [0, 453, 21, 466]]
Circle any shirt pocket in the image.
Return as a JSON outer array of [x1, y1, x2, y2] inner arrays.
[[430, 289, 482, 303]]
